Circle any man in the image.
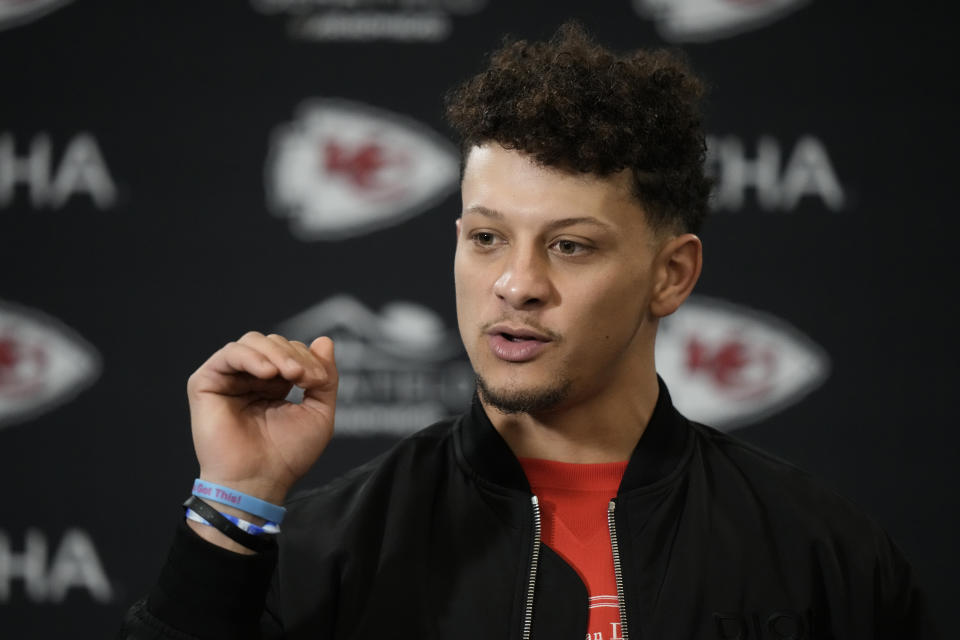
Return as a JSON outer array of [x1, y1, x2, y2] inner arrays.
[[120, 23, 934, 640]]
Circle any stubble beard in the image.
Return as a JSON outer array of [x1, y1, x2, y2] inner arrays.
[[475, 371, 572, 415]]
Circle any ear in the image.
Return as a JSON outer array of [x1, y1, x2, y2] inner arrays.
[[650, 233, 702, 318], [455, 218, 462, 244]]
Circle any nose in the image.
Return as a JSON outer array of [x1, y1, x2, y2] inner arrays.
[[492, 246, 553, 309]]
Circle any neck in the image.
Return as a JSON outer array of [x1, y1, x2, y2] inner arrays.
[[483, 367, 660, 463]]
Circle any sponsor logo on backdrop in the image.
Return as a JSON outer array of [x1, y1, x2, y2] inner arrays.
[[265, 99, 459, 240], [276, 295, 474, 435], [0, 528, 112, 603], [633, 0, 810, 43], [0, 300, 101, 430], [251, 0, 488, 42], [656, 295, 829, 430], [706, 135, 846, 212], [0, 0, 72, 32], [0, 132, 118, 210]]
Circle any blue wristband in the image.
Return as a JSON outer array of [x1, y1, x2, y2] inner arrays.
[[185, 508, 280, 536], [192, 479, 287, 524]]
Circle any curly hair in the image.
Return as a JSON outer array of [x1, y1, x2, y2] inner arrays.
[[444, 21, 711, 234]]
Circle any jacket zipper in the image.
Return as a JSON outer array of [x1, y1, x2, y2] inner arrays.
[[608, 499, 630, 640], [521, 495, 541, 640]]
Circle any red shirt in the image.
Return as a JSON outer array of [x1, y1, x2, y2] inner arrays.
[[519, 457, 628, 640]]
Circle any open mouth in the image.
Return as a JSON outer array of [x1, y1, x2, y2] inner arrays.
[[489, 326, 552, 342], [501, 332, 536, 342], [487, 328, 551, 362]]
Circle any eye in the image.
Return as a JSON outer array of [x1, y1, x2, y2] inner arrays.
[[551, 239, 589, 256], [470, 231, 499, 247]]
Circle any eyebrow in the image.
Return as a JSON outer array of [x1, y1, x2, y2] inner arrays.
[[462, 205, 613, 233]]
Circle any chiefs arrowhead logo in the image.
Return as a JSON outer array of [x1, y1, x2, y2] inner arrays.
[[0, 0, 73, 31], [634, 0, 810, 43], [0, 300, 101, 430], [265, 99, 459, 240], [656, 295, 829, 430]]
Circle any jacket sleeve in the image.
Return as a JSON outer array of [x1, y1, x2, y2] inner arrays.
[[876, 530, 941, 640], [117, 521, 282, 640]]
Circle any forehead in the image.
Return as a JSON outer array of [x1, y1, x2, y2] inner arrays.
[[461, 145, 644, 229]]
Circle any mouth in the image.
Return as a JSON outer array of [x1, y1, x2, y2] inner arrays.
[[486, 324, 553, 342], [485, 324, 553, 362]]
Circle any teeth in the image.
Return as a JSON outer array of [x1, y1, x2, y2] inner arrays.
[[499, 331, 540, 342]]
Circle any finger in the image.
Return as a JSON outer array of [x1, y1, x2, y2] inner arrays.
[[205, 341, 279, 379], [259, 333, 331, 389], [264, 333, 322, 373], [288, 339, 333, 380], [237, 332, 313, 381], [189, 342, 284, 397], [287, 339, 311, 358], [213, 373, 294, 400]]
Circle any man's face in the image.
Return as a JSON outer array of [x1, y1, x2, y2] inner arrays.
[[454, 144, 664, 415]]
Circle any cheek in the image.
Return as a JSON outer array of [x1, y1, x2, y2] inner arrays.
[[454, 252, 490, 300], [453, 250, 468, 295], [453, 259, 469, 304], [563, 269, 647, 338], [454, 257, 484, 328]]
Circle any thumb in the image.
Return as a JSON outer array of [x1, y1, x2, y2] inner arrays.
[[309, 336, 336, 371], [305, 336, 338, 397]]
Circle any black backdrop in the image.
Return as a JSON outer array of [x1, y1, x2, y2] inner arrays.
[[1, 1, 956, 636]]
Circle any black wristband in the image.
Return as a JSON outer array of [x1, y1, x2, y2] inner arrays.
[[183, 495, 276, 554]]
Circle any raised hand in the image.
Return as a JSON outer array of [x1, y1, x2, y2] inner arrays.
[[186, 332, 338, 508]]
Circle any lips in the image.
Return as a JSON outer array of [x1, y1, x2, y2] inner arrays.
[[485, 324, 553, 363]]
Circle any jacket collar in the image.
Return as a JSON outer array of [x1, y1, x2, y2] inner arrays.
[[457, 376, 691, 495]]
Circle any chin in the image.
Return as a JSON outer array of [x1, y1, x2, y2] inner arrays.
[[475, 373, 571, 415]]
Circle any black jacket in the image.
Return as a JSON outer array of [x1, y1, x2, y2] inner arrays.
[[120, 381, 936, 639]]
